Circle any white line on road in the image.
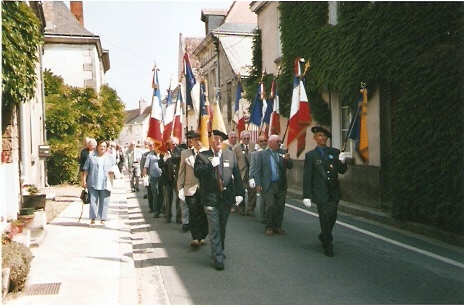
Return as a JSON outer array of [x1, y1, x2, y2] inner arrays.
[[287, 204, 464, 269]]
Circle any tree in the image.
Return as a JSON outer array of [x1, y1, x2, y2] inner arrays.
[[44, 70, 126, 184]]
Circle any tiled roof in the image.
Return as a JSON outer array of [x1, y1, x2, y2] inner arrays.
[[42, 1, 96, 37], [125, 107, 151, 125]]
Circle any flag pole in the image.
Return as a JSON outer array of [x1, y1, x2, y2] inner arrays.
[[342, 82, 366, 152]]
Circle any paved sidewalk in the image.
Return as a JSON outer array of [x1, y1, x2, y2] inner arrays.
[[4, 178, 137, 305]]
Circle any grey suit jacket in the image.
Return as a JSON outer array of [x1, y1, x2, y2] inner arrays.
[[250, 148, 294, 192], [232, 142, 256, 182]]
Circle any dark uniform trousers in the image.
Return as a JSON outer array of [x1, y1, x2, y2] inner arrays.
[[203, 188, 234, 264], [185, 190, 208, 241], [316, 198, 339, 250], [262, 182, 287, 230]]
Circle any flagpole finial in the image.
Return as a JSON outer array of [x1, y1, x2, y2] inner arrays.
[[303, 60, 311, 76]]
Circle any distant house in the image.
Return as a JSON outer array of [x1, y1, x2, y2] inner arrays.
[[192, 1, 257, 132], [42, 1, 110, 91], [118, 99, 151, 148]]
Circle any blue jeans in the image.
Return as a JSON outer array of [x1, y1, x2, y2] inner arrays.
[[88, 187, 110, 220]]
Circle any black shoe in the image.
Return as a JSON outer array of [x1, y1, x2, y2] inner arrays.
[[324, 248, 334, 257], [143, 194, 148, 199], [148, 210, 154, 213], [213, 261, 224, 271], [181, 224, 190, 232]]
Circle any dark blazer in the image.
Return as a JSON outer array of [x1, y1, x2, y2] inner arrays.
[[194, 148, 244, 207], [302, 146, 348, 203], [250, 148, 294, 192]]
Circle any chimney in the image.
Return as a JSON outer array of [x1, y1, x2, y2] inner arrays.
[[139, 99, 146, 116], [70, 1, 84, 26]]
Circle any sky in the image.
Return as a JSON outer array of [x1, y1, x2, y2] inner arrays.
[[69, 1, 233, 110]]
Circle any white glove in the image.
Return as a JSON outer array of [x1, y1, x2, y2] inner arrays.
[[249, 178, 256, 188], [186, 155, 195, 167], [143, 176, 149, 187], [303, 198, 312, 208], [211, 156, 220, 167], [235, 196, 244, 206], [339, 152, 347, 164], [178, 188, 185, 201], [163, 152, 171, 162]]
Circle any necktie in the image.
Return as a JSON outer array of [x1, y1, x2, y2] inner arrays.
[[215, 151, 223, 194], [245, 145, 249, 155]]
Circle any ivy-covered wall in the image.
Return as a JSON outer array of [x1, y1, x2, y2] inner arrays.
[[248, 2, 463, 233], [1, 1, 42, 131]]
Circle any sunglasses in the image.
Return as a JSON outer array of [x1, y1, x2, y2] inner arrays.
[[243, 138, 250, 140]]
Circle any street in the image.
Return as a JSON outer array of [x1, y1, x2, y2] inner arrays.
[[127, 191, 464, 304]]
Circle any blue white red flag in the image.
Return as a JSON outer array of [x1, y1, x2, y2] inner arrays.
[[286, 58, 312, 157], [148, 67, 166, 153]]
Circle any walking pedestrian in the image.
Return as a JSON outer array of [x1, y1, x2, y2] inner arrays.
[[249, 134, 293, 236], [142, 141, 164, 218], [303, 126, 348, 257], [194, 130, 244, 270], [232, 130, 256, 216], [177, 130, 208, 246], [82, 139, 116, 227]]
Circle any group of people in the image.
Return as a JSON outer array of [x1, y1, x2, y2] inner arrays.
[[78, 124, 350, 270]]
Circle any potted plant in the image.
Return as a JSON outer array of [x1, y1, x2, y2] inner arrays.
[[22, 184, 46, 210]]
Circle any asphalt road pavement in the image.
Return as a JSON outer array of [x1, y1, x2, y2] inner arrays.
[[128, 190, 464, 305]]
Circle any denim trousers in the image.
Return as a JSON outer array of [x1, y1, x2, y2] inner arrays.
[[88, 187, 110, 220]]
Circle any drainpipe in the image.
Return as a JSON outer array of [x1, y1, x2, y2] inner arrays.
[[214, 36, 221, 111], [19, 102, 29, 186], [39, 45, 49, 187]]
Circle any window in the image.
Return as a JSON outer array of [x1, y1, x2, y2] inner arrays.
[[328, 1, 339, 26]]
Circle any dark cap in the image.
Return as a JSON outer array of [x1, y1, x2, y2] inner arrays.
[[186, 130, 200, 139], [311, 126, 332, 138], [212, 129, 228, 140]]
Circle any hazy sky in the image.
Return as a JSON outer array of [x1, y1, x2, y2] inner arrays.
[[73, 1, 233, 110]]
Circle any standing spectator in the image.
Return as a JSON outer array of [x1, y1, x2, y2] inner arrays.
[[143, 141, 164, 218], [178, 130, 208, 246], [232, 130, 256, 216], [194, 130, 244, 271], [125, 141, 141, 192], [116, 144, 125, 176], [250, 134, 293, 236], [140, 140, 151, 198], [140, 141, 151, 199], [303, 126, 348, 257], [78, 137, 96, 180], [82, 139, 116, 227]]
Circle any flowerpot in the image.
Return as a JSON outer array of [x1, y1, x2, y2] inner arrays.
[[22, 194, 46, 210], [19, 207, 34, 215]]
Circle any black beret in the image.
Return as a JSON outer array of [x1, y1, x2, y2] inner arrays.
[[212, 129, 228, 140], [186, 130, 200, 139], [311, 126, 332, 138]]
